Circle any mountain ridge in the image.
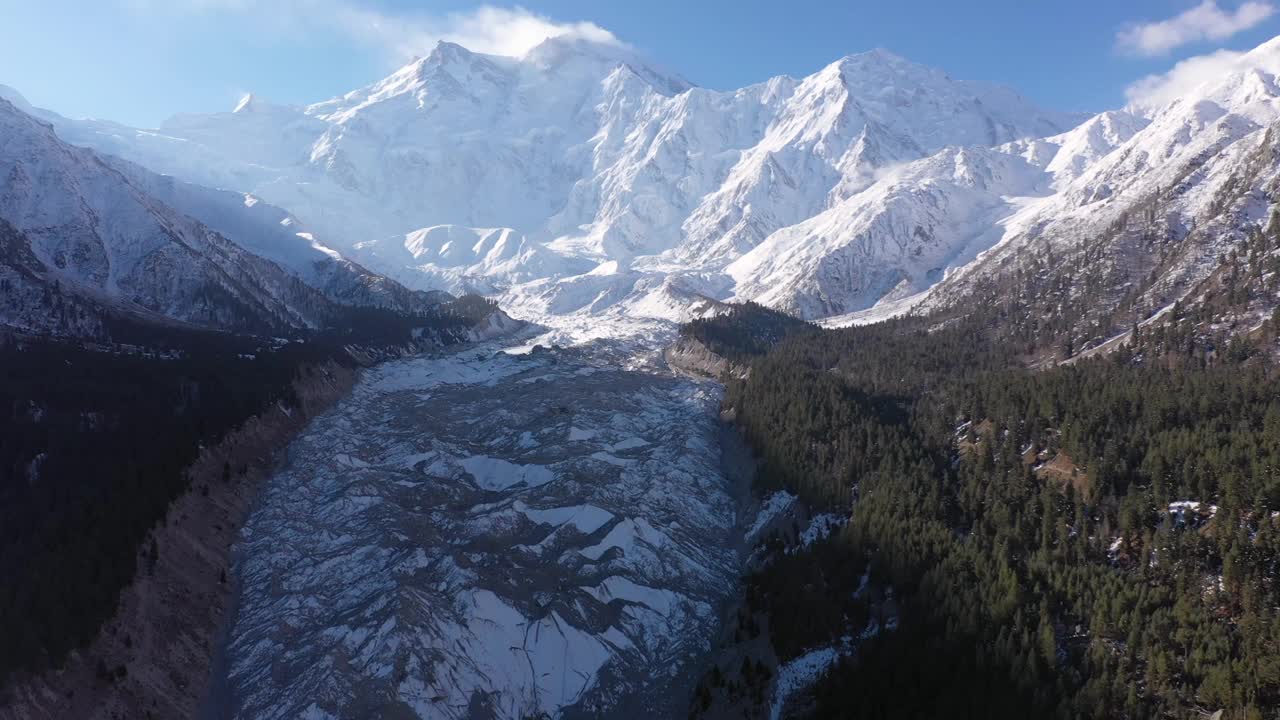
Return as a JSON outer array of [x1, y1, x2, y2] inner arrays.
[[14, 35, 1280, 347], [7, 37, 1083, 336], [0, 97, 448, 338]]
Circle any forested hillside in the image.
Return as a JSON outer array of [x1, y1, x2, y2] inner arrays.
[[698, 307, 1280, 718], [679, 302, 816, 366], [0, 300, 489, 682], [941, 216, 1280, 367]]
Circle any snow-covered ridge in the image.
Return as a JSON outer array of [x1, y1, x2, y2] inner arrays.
[[17, 34, 1280, 334], [0, 95, 444, 335], [0, 96, 327, 333], [905, 33, 1280, 325], [11, 36, 1081, 331]]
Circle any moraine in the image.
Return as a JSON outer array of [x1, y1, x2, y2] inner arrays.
[[215, 338, 742, 719]]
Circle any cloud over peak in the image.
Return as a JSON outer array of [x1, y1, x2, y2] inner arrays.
[[123, 1, 623, 60], [340, 4, 623, 59], [1124, 47, 1247, 110]]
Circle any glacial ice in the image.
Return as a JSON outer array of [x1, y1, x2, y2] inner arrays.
[[222, 339, 740, 718]]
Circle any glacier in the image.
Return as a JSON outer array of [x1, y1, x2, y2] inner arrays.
[[219, 339, 746, 719]]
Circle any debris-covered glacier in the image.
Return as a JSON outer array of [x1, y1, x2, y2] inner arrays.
[[221, 340, 741, 719]]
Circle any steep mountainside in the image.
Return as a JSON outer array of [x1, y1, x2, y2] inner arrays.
[[0, 98, 437, 337], [14, 39, 1079, 328], [899, 37, 1280, 354], [17, 35, 1280, 344]]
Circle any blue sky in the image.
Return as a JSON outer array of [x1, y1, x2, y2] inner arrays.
[[2, 1, 1279, 127]]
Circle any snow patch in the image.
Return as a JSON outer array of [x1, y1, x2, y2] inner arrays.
[[460, 455, 555, 490], [748, 491, 797, 541]]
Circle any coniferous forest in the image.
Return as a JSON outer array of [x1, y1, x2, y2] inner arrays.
[[695, 306, 1280, 719], [0, 301, 484, 682]]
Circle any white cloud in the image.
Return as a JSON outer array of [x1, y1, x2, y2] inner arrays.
[[1123, 47, 1247, 110], [123, 1, 622, 60], [1116, 0, 1274, 55], [331, 4, 622, 59]]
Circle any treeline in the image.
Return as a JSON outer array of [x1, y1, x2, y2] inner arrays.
[[708, 309, 1280, 718], [679, 301, 816, 365], [954, 207, 1280, 364], [0, 298, 489, 682], [442, 294, 501, 325]]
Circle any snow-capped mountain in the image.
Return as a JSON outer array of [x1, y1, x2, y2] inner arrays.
[[726, 146, 1051, 318], [16, 37, 1081, 327], [747, 109, 1157, 321], [21, 33, 1280, 337], [902, 35, 1280, 340], [0, 95, 436, 336]]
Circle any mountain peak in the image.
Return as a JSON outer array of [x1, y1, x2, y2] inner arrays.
[[408, 39, 516, 82], [523, 33, 624, 61], [233, 93, 258, 113], [0, 84, 34, 115], [1125, 34, 1280, 118], [846, 47, 911, 65], [521, 33, 642, 76], [427, 40, 476, 62], [826, 47, 942, 85], [1246, 32, 1280, 60], [226, 93, 303, 118], [524, 34, 693, 96]]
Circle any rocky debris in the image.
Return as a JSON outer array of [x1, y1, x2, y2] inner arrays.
[[219, 340, 743, 719]]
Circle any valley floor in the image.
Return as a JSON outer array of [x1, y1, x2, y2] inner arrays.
[[212, 335, 749, 719]]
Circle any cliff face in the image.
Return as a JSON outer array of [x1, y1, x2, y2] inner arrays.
[[0, 361, 357, 720], [664, 336, 746, 380]]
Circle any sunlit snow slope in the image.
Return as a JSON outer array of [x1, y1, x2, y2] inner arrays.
[[13, 38, 1078, 328], [0, 93, 439, 335], [911, 36, 1280, 325], [21, 34, 1280, 334]]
